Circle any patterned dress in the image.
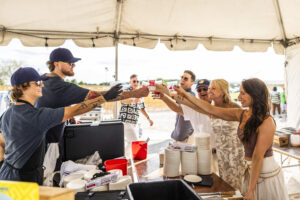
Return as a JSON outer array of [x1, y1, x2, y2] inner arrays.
[[211, 118, 245, 190]]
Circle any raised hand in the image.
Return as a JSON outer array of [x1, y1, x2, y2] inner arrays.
[[174, 85, 186, 96], [103, 83, 123, 101], [154, 83, 170, 96]]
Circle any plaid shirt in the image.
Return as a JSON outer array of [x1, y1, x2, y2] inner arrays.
[[118, 87, 145, 124]]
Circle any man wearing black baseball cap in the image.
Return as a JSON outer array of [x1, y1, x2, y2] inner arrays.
[[35, 48, 149, 173]]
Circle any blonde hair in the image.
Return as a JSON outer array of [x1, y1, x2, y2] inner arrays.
[[212, 79, 231, 104]]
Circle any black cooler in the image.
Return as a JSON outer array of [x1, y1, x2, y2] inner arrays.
[[61, 120, 124, 162]]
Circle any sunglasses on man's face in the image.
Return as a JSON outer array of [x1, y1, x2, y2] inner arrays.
[[30, 81, 43, 87], [59, 61, 75, 67], [132, 80, 139, 83], [197, 87, 208, 92], [181, 76, 189, 81]]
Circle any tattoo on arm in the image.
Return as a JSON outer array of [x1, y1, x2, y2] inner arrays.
[[86, 91, 106, 100], [75, 97, 106, 113]]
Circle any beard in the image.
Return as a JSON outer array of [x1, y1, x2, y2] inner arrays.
[[62, 68, 74, 76]]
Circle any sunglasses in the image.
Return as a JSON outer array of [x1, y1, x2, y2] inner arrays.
[[30, 81, 43, 87], [132, 80, 139, 83], [197, 87, 208, 92], [59, 61, 75, 66], [181, 76, 189, 81]]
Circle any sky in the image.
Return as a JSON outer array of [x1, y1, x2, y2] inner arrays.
[[0, 39, 285, 84]]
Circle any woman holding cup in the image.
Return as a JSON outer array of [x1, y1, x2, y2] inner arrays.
[[172, 78, 288, 200]]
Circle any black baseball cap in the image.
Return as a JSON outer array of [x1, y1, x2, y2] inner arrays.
[[49, 48, 81, 63], [11, 67, 49, 86], [196, 79, 210, 88]]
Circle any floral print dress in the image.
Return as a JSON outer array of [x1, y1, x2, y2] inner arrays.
[[211, 118, 245, 190]]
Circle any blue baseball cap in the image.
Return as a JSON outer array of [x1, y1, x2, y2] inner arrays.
[[49, 48, 81, 63], [10, 67, 49, 86], [196, 79, 210, 88]]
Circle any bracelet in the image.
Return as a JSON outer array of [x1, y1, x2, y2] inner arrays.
[[147, 116, 150, 120]]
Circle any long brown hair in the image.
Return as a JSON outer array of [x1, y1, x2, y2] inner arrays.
[[241, 78, 270, 143]]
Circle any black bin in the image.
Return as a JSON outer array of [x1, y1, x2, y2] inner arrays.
[[126, 180, 202, 200]]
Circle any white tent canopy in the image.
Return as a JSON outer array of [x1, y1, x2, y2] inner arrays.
[[2, 0, 300, 52], [1, 0, 300, 127]]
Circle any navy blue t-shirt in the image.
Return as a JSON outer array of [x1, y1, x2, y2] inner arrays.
[[0, 104, 64, 181], [35, 75, 89, 143]]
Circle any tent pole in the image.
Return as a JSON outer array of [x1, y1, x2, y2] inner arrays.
[[113, 41, 119, 119]]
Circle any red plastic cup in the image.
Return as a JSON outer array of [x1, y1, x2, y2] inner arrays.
[[132, 141, 148, 160], [104, 158, 128, 175], [149, 80, 155, 86]]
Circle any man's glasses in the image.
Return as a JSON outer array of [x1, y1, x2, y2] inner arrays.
[[181, 76, 189, 81], [30, 81, 43, 87], [59, 61, 75, 67], [132, 80, 139, 83], [197, 87, 208, 92]]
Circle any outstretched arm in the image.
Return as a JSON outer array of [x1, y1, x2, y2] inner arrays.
[[63, 84, 122, 122], [159, 93, 183, 115], [174, 86, 242, 121], [86, 87, 149, 102], [171, 94, 212, 116]]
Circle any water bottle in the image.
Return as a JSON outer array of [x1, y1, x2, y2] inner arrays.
[[138, 123, 143, 138]]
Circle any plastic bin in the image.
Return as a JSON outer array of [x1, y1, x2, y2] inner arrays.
[[126, 180, 202, 200], [132, 141, 147, 160], [104, 158, 128, 175]]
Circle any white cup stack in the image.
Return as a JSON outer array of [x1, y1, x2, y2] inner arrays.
[[195, 134, 212, 175], [163, 148, 181, 177], [181, 151, 197, 175]]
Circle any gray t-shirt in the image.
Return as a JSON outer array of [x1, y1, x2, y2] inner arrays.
[[171, 89, 195, 141], [0, 104, 64, 180]]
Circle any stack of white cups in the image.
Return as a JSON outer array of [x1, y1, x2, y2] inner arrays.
[[163, 148, 181, 177], [181, 151, 197, 175], [195, 134, 212, 175]]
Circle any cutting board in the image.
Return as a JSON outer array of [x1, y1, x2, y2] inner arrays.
[[39, 186, 75, 200]]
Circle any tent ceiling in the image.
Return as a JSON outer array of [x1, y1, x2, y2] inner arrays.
[[1, 0, 300, 53]]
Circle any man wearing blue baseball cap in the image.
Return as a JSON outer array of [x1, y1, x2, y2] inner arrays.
[[35, 48, 149, 173], [0, 67, 122, 184]]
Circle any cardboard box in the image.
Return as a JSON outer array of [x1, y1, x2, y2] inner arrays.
[[274, 133, 289, 147], [39, 186, 74, 200]]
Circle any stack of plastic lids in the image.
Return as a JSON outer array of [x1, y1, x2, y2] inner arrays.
[[181, 151, 197, 175], [63, 173, 84, 187], [66, 179, 87, 193], [109, 175, 132, 191], [195, 134, 212, 175], [163, 148, 181, 177]]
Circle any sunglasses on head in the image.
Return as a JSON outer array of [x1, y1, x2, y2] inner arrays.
[[59, 61, 75, 66], [181, 76, 189, 81], [197, 87, 208, 92], [30, 81, 43, 87], [132, 80, 139, 83]]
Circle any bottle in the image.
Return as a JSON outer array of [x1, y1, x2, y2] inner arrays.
[[138, 123, 143, 138]]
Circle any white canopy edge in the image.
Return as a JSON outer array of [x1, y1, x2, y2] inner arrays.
[[0, 29, 285, 54]]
